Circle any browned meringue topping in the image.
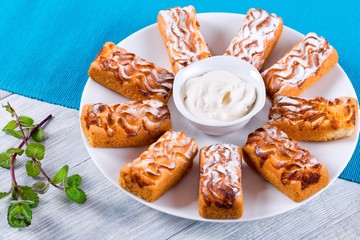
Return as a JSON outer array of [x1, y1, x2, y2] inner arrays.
[[269, 96, 357, 130], [98, 43, 174, 101], [129, 130, 198, 187], [261, 32, 334, 98], [200, 144, 242, 208], [246, 125, 322, 189], [159, 6, 211, 71], [83, 100, 170, 137]]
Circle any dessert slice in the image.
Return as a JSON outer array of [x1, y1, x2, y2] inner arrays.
[[242, 125, 329, 202], [120, 130, 198, 202], [268, 96, 358, 141], [225, 8, 283, 71], [261, 32, 338, 99], [81, 99, 171, 147], [199, 144, 243, 219], [88, 42, 174, 103], [157, 5, 212, 73]]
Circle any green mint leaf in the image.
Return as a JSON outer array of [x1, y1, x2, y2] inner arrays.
[[19, 116, 34, 126], [0, 152, 11, 163], [0, 149, 22, 169], [31, 127, 43, 142], [17, 186, 39, 208], [0, 159, 11, 169], [7, 202, 32, 228], [25, 160, 41, 177], [25, 142, 45, 160], [7, 148, 24, 156], [65, 187, 87, 204], [67, 174, 82, 187], [32, 181, 49, 194], [3, 128, 23, 139], [52, 165, 69, 184], [2, 120, 18, 131], [0, 192, 10, 199], [0, 152, 11, 169], [3, 103, 15, 117]]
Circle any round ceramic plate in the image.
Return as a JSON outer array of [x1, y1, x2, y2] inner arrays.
[[80, 13, 359, 222]]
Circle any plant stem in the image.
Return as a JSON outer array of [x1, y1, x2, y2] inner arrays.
[[9, 114, 53, 199], [32, 158, 64, 190], [17, 120, 28, 144], [30, 114, 53, 137], [16, 114, 65, 191], [9, 155, 19, 198]]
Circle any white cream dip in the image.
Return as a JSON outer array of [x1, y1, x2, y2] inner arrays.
[[183, 70, 256, 122]]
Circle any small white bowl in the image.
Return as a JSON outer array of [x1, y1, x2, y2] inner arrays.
[[173, 56, 266, 135]]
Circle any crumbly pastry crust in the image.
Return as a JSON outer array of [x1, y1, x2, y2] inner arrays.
[[119, 130, 198, 202], [242, 125, 329, 202], [261, 32, 338, 99], [268, 96, 358, 141], [157, 5, 211, 73], [80, 99, 171, 148], [225, 8, 283, 71], [88, 42, 174, 103], [199, 144, 243, 219]]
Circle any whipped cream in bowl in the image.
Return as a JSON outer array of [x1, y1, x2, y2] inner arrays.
[[183, 70, 256, 122], [173, 56, 266, 135]]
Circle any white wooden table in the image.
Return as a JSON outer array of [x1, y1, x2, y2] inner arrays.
[[0, 90, 359, 240]]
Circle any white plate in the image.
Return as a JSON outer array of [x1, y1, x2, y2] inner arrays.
[[80, 13, 359, 222]]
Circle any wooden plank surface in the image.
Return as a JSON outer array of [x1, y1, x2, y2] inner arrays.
[[0, 95, 359, 240], [0, 90, 12, 100]]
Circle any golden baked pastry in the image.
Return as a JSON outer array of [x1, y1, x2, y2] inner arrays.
[[242, 125, 329, 202], [119, 130, 198, 202], [261, 32, 338, 99], [81, 99, 171, 148], [157, 5, 212, 73], [224, 8, 283, 71], [268, 96, 358, 141], [88, 42, 174, 103], [199, 144, 243, 219]]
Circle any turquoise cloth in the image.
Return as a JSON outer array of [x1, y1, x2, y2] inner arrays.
[[0, 0, 359, 182]]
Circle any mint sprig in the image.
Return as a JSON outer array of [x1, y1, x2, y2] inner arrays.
[[31, 128, 43, 142], [7, 202, 32, 228], [25, 160, 41, 177], [15, 186, 40, 208], [0, 192, 10, 199], [0, 148, 24, 169], [65, 174, 86, 204], [25, 143, 45, 161], [0, 102, 87, 228], [65, 187, 87, 204], [52, 165, 69, 185], [32, 181, 49, 194]]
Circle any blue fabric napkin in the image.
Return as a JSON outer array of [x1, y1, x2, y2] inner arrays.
[[0, 0, 359, 182]]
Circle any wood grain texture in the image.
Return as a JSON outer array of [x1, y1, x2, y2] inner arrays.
[[0, 90, 12, 100], [0, 95, 359, 240], [170, 179, 360, 240]]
